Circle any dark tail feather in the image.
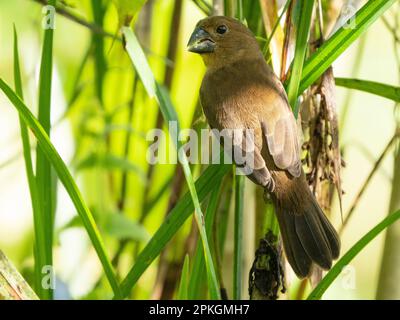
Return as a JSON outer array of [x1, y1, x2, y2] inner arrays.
[[315, 205, 341, 259], [272, 185, 341, 278], [276, 208, 312, 278]]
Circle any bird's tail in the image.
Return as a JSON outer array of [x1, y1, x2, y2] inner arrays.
[[270, 176, 341, 278]]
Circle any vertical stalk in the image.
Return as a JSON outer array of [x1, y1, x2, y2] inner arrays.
[[13, 26, 43, 298], [214, 172, 233, 300], [236, 0, 243, 19], [233, 173, 244, 299], [280, 0, 294, 80], [91, 0, 106, 107], [224, 0, 235, 17], [188, 180, 224, 299]]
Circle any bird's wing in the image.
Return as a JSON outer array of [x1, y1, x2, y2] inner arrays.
[[236, 128, 275, 190], [258, 88, 302, 178], [212, 126, 274, 189]]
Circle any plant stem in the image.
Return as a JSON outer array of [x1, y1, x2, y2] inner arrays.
[[280, 0, 294, 80], [233, 173, 244, 299], [35, 0, 56, 299], [13, 26, 43, 298]]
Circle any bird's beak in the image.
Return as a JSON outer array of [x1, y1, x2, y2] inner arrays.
[[187, 27, 215, 53]]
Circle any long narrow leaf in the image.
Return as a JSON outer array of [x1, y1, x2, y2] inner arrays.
[[308, 209, 400, 300], [335, 78, 400, 103], [0, 79, 122, 298], [297, 0, 396, 94], [233, 174, 244, 300], [122, 27, 221, 299], [177, 255, 190, 300], [91, 0, 107, 105], [286, 0, 314, 114], [35, 0, 56, 299], [262, 0, 291, 57], [13, 26, 43, 297]]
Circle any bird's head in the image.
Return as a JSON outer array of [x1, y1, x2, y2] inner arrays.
[[187, 16, 262, 68]]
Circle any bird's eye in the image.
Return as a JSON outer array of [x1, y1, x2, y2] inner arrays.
[[216, 25, 228, 35]]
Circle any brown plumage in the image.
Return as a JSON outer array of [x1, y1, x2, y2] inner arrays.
[[188, 16, 340, 278]]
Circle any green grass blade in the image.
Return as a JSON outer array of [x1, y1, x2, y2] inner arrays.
[[37, 1, 54, 136], [0, 79, 122, 298], [0, 250, 39, 300], [13, 25, 44, 296], [335, 78, 400, 103], [13, 27, 24, 100], [188, 179, 223, 299], [286, 0, 314, 114], [236, 0, 244, 20], [233, 174, 244, 300], [215, 178, 233, 294], [121, 27, 156, 99], [122, 27, 221, 300], [307, 209, 400, 300], [296, 0, 396, 94], [119, 162, 230, 298], [177, 254, 190, 300], [35, 1, 56, 299], [191, 1, 212, 16]]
